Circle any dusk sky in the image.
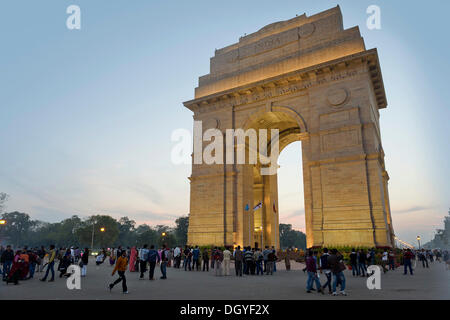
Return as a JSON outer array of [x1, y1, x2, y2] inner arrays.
[[1, 0, 449, 246]]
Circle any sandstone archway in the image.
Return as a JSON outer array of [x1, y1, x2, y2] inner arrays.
[[184, 6, 395, 248]]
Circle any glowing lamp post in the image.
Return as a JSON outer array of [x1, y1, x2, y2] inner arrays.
[[90, 219, 106, 249], [416, 236, 421, 250], [161, 232, 167, 245], [0, 219, 6, 225]]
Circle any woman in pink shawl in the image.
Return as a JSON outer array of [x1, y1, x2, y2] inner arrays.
[[129, 247, 137, 272]]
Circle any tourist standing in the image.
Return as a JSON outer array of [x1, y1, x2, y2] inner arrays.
[[210, 247, 216, 270], [138, 244, 149, 279], [160, 245, 168, 279], [284, 248, 291, 271], [222, 246, 231, 276], [254, 247, 264, 275], [81, 248, 89, 277], [1, 245, 14, 281], [381, 250, 389, 273], [234, 246, 243, 276], [184, 246, 192, 271], [174, 246, 181, 268], [244, 247, 255, 275], [420, 249, 429, 268], [271, 247, 277, 272], [109, 250, 129, 294], [202, 248, 209, 271], [349, 249, 359, 276], [109, 248, 116, 266], [213, 247, 223, 276], [403, 248, 414, 275], [147, 245, 160, 280], [192, 246, 200, 271], [388, 250, 396, 270], [129, 247, 137, 272], [266, 249, 275, 275], [27, 249, 38, 279], [358, 249, 367, 276], [262, 246, 271, 273]]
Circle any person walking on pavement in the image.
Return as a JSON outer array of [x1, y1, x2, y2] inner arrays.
[[147, 245, 160, 280], [40, 245, 56, 282], [328, 249, 347, 296], [306, 250, 324, 294], [109, 250, 129, 294]]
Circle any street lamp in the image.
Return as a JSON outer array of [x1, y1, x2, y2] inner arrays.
[[417, 236, 421, 249], [0, 219, 6, 225], [161, 232, 167, 246], [90, 218, 106, 249]]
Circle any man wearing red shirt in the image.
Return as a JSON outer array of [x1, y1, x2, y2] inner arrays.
[[403, 249, 414, 275]]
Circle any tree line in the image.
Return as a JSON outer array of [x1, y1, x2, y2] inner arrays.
[[0, 211, 189, 249], [0, 192, 306, 250]]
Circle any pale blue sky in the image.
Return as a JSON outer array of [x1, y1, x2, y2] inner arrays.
[[0, 0, 449, 245]]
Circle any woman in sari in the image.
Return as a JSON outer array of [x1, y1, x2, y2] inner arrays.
[[129, 246, 137, 272], [6, 251, 24, 285], [19, 249, 30, 279]]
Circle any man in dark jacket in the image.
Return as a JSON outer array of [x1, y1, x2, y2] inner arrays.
[[81, 248, 89, 277], [1, 245, 14, 281], [319, 248, 332, 294], [306, 251, 323, 294], [349, 249, 359, 276], [328, 249, 347, 296], [358, 249, 367, 276], [234, 246, 243, 276], [202, 248, 209, 272], [160, 245, 168, 279], [244, 247, 254, 275], [147, 245, 160, 280]]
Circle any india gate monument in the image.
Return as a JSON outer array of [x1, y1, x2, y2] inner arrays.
[[183, 6, 395, 249]]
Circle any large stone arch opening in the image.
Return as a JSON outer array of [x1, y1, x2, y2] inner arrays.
[[243, 109, 306, 249], [184, 6, 395, 249]]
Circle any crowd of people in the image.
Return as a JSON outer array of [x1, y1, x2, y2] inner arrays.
[[302, 247, 449, 296], [1, 243, 448, 296], [0, 245, 90, 285]]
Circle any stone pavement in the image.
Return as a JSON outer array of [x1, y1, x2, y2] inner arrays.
[[1, 258, 449, 300]]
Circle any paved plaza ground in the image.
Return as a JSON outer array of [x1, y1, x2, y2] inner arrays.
[[1, 258, 449, 300]]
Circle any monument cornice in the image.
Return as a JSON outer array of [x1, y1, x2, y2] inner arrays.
[[184, 49, 387, 113]]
